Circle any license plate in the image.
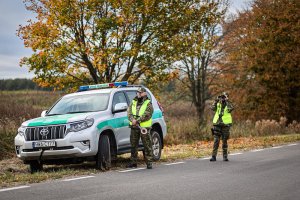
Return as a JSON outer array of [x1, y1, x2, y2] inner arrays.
[[32, 141, 56, 148]]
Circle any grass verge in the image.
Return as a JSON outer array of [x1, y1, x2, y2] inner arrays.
[[1, 134, 299, 188]]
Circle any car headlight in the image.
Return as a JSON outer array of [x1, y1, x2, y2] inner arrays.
[[17, 126, 26, 137], [68, 119, 94, 133]]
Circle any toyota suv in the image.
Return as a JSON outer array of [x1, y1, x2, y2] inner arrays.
[[15, 82, 167, 173]]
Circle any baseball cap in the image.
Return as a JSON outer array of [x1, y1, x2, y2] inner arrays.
[[137, 87, 146, 93]]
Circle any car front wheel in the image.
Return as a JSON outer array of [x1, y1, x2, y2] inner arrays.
[[96, 135, 111, 171]]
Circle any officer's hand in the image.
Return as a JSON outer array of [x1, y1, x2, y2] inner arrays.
[[132, 119, 137, 126]]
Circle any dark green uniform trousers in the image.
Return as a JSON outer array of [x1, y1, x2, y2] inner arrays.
[[130, 128, 153, 165], [212, 125, 230, 157]]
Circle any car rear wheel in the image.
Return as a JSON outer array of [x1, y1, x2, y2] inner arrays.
[[96, 135, 111, 171]]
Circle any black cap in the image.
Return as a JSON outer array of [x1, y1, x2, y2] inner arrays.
[[137, 87, 146, 93]]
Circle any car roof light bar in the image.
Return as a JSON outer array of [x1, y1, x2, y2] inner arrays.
[[114, 81, 128, 87], [79, 81, 128, 91]]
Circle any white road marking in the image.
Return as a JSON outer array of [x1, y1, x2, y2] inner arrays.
[[287, 143, 297, 146], [251, 143, 298, 152], [62, 176, 95, 182], [251, 149, 264, 152], [200, 157, 211, 160], [118, 168, 146, 173], [164, 162, 185, 166], [0, 186, 30, 192], [229, 153, 243, 156]]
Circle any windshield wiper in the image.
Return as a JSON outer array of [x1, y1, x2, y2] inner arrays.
[[65, 111, 94, 114], [46, 113, 62, 116], [47, 111, 94, 116]]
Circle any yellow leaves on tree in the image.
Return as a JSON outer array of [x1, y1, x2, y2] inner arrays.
[[19, 0, 203, 91]]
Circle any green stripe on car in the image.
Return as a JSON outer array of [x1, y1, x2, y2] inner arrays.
[[97, 110, 163, 130]]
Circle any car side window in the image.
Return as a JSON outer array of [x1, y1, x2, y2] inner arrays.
[[112, 92, 127, 110], [146, 92, 152, 101], [125, 91, 137, 103], [125, 90, 152, 104]]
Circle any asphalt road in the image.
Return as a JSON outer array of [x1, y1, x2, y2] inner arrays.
[[1, 143, 299, 200]]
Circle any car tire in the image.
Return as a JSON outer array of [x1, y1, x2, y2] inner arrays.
[[96, 135, 111, 171], [151, 131, 162, 161], [29, 160, 43, 174]]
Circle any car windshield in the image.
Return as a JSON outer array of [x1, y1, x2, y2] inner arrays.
[[47, 93, 110, 115]]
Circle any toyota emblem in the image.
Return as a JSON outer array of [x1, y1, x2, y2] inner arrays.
[[40, 128, 49, 137]]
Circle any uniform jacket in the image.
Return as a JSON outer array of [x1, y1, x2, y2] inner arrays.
[[127, 96, 154, 125], [211, 100, 234, 126]]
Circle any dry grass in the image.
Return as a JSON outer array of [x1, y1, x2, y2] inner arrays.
[[0, 91, 63, 160], [0, 91, 63, 120], [163, 101, 300, 144]]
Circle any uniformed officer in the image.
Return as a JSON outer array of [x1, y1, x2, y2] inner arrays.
[[210, 92, 234, 161], [127, 87, 154, 169]]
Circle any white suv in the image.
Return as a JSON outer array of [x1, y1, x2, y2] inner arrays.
[[14, 82, 167, 173]]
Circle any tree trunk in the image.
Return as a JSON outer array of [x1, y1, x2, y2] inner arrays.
[[287, 86, 300, 123], [196, 100, 206, 128], [82, 54, 99, 83]]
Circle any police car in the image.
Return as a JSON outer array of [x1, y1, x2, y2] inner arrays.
[[14, 82, 167, 173]]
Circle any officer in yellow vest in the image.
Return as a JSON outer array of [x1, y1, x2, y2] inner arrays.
[[127, 87, 154, 169], [210, 92, 234, 162]]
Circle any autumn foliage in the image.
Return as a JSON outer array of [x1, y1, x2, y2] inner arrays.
[[220, 0, 300, 122], [17, 0, 300, 123], [18, 0, 214, 91]]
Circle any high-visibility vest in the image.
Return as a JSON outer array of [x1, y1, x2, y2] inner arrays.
[[213, 103, 232, 125], [130, 99, 152, 127]]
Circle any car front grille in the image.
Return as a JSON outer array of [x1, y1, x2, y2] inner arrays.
[[25, 125, 67, 141]]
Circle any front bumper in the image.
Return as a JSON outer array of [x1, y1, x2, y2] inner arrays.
[[15, 128, 98, 161]]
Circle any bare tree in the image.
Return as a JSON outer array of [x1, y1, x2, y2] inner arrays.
[[172, 0, 230, 126]]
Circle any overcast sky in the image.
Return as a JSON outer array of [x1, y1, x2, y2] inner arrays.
[[0, 0, 252, 80]]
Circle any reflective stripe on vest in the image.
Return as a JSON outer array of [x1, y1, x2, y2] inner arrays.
[[130, 99, 152, 127], [213, 103, 232, 125]]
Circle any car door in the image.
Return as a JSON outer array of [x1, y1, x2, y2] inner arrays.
[[112, 92, 131, 149]]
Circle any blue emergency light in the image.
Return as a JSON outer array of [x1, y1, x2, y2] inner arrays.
[[79, 81, 128, 91]]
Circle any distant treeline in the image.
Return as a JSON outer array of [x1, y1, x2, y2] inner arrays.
[[0, 79, 52, 91]]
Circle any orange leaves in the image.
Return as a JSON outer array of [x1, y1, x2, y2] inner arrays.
[[220, 0, 300, 122]]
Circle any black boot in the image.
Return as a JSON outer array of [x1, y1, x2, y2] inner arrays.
[[126, 163, 137, 168], [223, 156, 229, 161], [146, 163, 152, 169], [210, 156, 216, 162]]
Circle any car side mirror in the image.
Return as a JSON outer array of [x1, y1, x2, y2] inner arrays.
[[113, 103, 128, 113], [41, 110, 48, 117]]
